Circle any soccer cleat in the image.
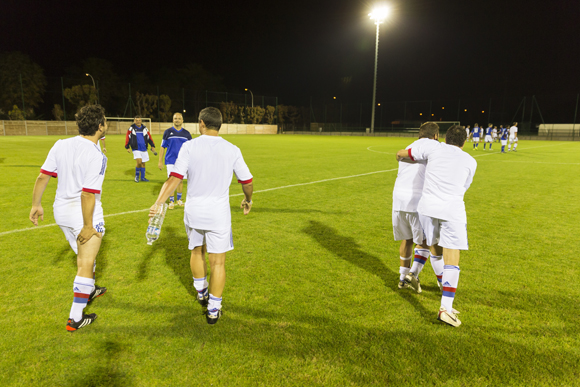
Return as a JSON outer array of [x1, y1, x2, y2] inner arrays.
[[66, 313, 97, 331], [197, 289, 209, 307], [134, 176, 139, 182], [206, 309, 222, 325], [437, 307, 461, 327], [141, 177, 150, 182], [176, 200, 184, 206], [88, 285, 107, 303], [398, 280, 409, 290], [168, 201, 175, 210], [404, 272, 422, 294]]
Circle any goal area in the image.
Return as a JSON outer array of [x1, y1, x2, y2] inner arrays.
[[105, 117, 152, 135]]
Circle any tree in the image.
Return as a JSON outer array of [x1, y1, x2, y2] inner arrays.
[[52, 104, 64, 121], [263, 106, 276, 124], [219, 102, 238, 124], [0, 52, 47, 117], [8, 105, 24, 120], [63, 85, 98, 111], [158, 95, 172, 122], [245, 106, 265, 124], [135, 92, 158, 119]]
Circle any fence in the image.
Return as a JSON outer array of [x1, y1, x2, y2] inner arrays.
[[0, 120, 277, 136]]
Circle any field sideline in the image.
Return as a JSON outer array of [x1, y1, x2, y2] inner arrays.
[[1, 134, 579, 386]]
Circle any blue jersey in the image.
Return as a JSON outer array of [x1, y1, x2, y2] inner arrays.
[[485, 126, 492, 135], [472, 127, 481, 138], [134, 125, 147, 151], [500, 128, 508, 140], [161, 127, 192, 165]]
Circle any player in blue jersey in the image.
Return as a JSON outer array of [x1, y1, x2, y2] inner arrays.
[[158, 112, 192, 209], [500, 125, 508, 153], [483, 124, 493, 150], [125, 116, 156, 182], [472, 124, 481, 149]]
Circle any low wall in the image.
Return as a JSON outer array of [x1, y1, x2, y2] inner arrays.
[[0, 120, 277, 136], [538, 123, 580, 137]]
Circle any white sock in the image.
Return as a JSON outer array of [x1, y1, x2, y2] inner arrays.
[[193, 276, 208, 294], [410, 248, 430, 277], [70, 276, 95, 322], [430, 255, 444, 286], [208, 294, 222, 316], [399, 256, 411, 281], [441, 265, 460, 312], [514, 143, 518, 150]]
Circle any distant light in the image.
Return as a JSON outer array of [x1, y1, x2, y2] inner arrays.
[[420, 113, 423, 116], [85, 73, 89, 76], [431, 114, 434, 116], [482, 110, 485, 113], [464, 109, 467, 112], [369, 6, 391, 24], [333, 96, 336, 99], [245, 88, 248, 91], [442, 107, 445, 110], [377, 103, 380, 106], [183, 109, 186, 113]]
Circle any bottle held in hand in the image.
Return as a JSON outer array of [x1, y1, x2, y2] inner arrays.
[[146, 203, 168, 245]]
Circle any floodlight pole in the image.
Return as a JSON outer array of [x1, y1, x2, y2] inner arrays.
[[86, 73, 98, 104], [245, 89, 254, 108], [370, 21, 381, 134]]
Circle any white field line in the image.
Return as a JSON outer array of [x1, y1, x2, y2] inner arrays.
[[367, 146, 394, 154], [0, 168, 399, 237]]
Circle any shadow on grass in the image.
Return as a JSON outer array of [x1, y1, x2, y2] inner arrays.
[[137, 225, 195, 297], [302, 220, 431, 318], [233, 206, 344, 215], [50, 233, 110, 280]]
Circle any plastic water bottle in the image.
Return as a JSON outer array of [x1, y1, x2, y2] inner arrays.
[[146, 203, 168, 245]]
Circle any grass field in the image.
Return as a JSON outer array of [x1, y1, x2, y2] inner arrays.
[[1, 133, 579, 386]]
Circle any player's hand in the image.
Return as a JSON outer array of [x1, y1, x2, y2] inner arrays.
[[241, 199, 253, 215], [158, 162, 163, 170], [77, 226, 101, 245], [127, 148, 132, 153], [148, 203, 162, 223], [29, 206, 44, 226], [152, 147, 157, 156], [102, 147, 107, 153]]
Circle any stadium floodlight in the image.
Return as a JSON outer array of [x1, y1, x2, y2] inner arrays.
[[369, 5, 391, 134], [85, 73, 99, 104], [245, 88, 254, 108]]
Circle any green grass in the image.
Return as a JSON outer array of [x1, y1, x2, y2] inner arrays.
[[1, 134, 579, 386]]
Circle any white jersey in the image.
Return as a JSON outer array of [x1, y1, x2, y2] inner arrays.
[[509, 125, 518, 138], [40, 136, 107, 227], [409, 141, 477, 223], [173, 135, 253, 230], [393, 138, 437, 212]]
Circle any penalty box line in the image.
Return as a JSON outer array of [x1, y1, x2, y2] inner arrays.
[[0, 168, 399, 237]]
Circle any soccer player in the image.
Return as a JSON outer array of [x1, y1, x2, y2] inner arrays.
[[500, 125, 508, 153], [508, 122, 518, 151], [492, 126, 498, 142], [125, 115, 156, 182], [99, 136, 107, 153], [483, 124, 493, 150], [472, 124, 481, 149], [158, 112, 192, 209], [465, 125, 471, 142], [392, 122, 444, 293], [396, 125, 477, 327], [149, 107, 253, 325], [29, 104, 109, 331]]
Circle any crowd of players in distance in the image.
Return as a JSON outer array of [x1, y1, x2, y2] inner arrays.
[[464, 122, 519, 153], [29, 105, 253, 331]]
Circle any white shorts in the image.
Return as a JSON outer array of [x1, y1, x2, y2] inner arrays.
[[186, 226, 233, 254], [501, 139, 507, 146], [485, 135, 492, 143], [166, 164, 187, 180], [418, 214, 468, 250], [133, 150, 149, 162], [509, 136, 518, 143], [473, 137, 480, 143], [58, 221, 105, 254], [392, 210, 424, 245], [492, 134, 497, 139]]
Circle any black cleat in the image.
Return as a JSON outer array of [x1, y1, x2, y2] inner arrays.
[[206, 309, 222, 325], [88, 285, 107, 303], [197, 289, 209, 307], [66, 313, 97, 331]]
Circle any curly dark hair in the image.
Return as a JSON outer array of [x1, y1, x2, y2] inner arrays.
[[75, 105, 106, 136], [445, 125, 467, 147], [418, 122, 439, 139], [199, 107, 222, 130]]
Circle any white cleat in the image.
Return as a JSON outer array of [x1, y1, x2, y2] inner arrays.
[[168, 201, 175, 210], [437, 307, 461, 327], [177, 200, 184, 206], [404, 272, 422, 294]]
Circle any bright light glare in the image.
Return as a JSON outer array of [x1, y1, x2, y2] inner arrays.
[[369, 6, 391, 23]]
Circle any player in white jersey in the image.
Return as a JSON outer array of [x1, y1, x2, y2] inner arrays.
[[396, 126, 477, 327], [465, 126, 471, 142], [29, 104, 109, 331], [508, 122, 518, 151], [392, 122, 445, 293], [492, 126, 498, 142], [150, 107, 253, 325]]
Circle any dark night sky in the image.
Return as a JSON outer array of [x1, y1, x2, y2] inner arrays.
[[1, 0, 579, 105]]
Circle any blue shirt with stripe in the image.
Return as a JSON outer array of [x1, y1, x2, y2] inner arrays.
[[485, 126, 492, 135], [500, 128, 508, 140], [134, 125, 147, 151], [161, 127, 192, 165], [472, 127, 481, 138]]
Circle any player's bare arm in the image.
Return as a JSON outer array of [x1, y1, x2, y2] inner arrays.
[[29, 173, 52, 226], [396, 149, 412, 161], [241, 182, 253, 215], [149, 176, 182, 218], [158, 147, 166, 170], [78, 191, 101, 245]]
